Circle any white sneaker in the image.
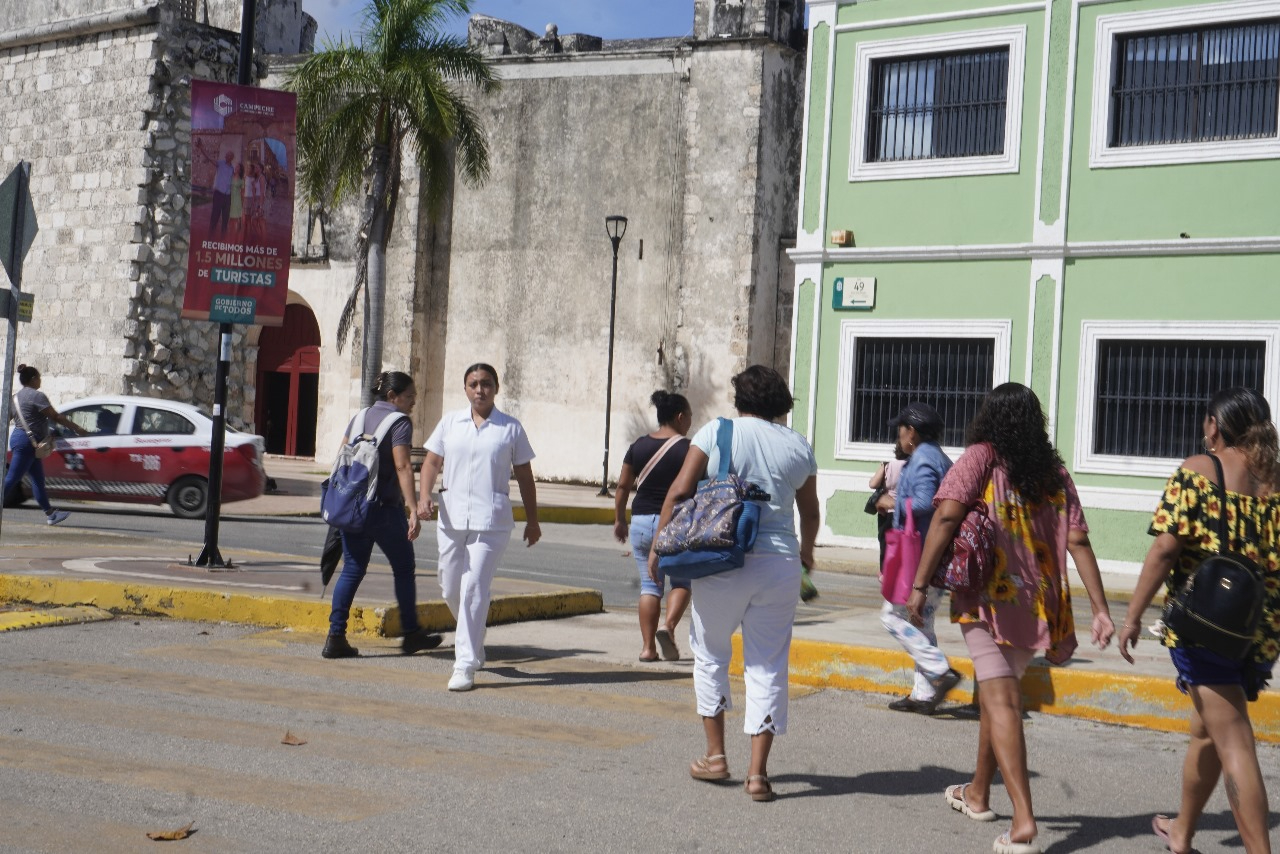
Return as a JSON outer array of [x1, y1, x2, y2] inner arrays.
[[46, 510, 70, 526], [447, 668, 475, 692]]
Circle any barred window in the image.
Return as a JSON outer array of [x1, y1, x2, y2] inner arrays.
[[849, 338, 995, 448], [1110, 19, 1280, 148], [1093, 339, 1266, 458], [174, 0, 197, 20], [866, 47, 1010, 162]]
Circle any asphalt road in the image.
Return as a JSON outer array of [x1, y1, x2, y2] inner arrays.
[[2, 615, 1277, 853]]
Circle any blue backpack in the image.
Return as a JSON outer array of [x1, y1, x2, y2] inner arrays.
[[320, 408, 408, 533]]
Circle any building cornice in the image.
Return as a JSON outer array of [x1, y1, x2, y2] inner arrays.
[[0, 3, 161, 52], [788, 236, 1280, 263]]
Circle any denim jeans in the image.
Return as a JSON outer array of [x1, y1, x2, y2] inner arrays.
[[329, 501, 419, 635], [4, 428, 52, 513], [630, 513, 691, 598]]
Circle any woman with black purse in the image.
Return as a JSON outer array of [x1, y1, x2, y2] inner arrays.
[[3, 364, 88, 524], [1118, 387, 1278, 854]]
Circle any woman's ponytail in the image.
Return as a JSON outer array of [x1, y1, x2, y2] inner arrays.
[[1241, 420, 1280, 498]]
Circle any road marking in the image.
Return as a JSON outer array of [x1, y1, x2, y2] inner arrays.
[[0, 605, 113, 632], [62, 557, 306, 591]]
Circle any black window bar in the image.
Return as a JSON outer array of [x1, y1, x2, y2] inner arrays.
[[1111, 19, 1280, 147], [1094, 339, 1266, 458], [866, 47, 1010, 162], [849, 338, 995, 448]]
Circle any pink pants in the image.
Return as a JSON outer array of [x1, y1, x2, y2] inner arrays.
[[962, 622, 1035, 682]]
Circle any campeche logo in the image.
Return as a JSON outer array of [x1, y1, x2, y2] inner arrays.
[[213, 94, 234, 117]]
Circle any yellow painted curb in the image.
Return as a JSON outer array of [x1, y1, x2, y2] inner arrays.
[[0, 574, 604, 640], [0, 605, 114, 632], [381, 589, 605, 636], [730, 637, 1280, 744], [514, 506, 614, 525]]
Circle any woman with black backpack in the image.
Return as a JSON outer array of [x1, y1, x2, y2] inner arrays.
[[1119, 387, 1279, 854]]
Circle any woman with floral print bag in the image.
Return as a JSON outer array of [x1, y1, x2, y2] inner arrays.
[[907, 383, 1114, 854], [1118, 387, 1279, 854]]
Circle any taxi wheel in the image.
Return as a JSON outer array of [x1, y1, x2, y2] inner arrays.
[[167, 476, 209, 519]]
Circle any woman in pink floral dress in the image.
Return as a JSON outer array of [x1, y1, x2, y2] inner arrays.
[[907, 383, 1114, 854]]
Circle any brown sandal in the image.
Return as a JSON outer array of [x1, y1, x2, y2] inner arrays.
[[744, 774, 775, 802], [689, 754, 730, 781]]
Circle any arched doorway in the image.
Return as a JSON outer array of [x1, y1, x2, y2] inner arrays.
[[256, 302, 320, 456]]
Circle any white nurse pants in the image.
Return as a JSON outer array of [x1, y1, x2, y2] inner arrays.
[[437, 527, 510, 672], [688, 552, 801, 735]]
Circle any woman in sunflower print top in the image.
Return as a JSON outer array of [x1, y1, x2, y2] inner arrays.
[[907, 383, 1114, 854], [1119, 387, 1278, 854]]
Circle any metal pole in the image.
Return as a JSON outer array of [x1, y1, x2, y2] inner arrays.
[[0, 161, 30, 540], [196, 0, 256, 567], [599, 237, 620, 497]]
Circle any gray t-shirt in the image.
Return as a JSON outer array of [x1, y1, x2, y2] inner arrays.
[[12, 387, 51, 441], [344, 401, 412, 506]]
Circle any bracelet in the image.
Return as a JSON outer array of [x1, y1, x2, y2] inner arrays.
[[912, 585, 929, 593], [1122, 622, 1140, 629]]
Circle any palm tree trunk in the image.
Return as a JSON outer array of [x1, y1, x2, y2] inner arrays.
[[360, 143, 392, 407]]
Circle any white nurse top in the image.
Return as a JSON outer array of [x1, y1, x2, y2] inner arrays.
[[424, 406, 535, 533]]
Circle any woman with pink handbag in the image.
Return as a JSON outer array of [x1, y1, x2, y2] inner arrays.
[[878, 402, 961, 715]]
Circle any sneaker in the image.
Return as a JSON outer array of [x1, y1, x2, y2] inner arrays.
[[45, 510, 70, 526], [447, 668, 475, 692], [321, 633, 359, 659], [401, 629, 443, 655], [918, 668, 963, 714]]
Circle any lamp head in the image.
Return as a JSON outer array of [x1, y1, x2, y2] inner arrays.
[[605, 215, 628, 242]]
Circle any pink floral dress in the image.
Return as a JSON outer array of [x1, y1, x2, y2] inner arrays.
[[934, 442, 1087, 664]]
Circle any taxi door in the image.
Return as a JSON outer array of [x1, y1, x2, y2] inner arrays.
[[45, 403, 131, 500]]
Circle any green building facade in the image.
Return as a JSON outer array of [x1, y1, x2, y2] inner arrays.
[[791, 0, 1280, 571]]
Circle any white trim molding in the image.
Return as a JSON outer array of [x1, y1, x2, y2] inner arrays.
[[834, 318, 1013, 461], [833, 3, 1047, 33], [815, 468, 880, 548], [786, 234, 1280, 264], [1088, 0, 1280, 169], [1073, 320, 1280, 477], [848, 26, 1027, 182]]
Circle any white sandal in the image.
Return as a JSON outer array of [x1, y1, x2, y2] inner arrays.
[[945, 783, 997, 822]]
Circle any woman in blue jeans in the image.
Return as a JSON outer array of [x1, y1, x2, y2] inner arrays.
[[4, 364, 89, 524], [323, 371, 440, 659], [614, 391, 693, 661]]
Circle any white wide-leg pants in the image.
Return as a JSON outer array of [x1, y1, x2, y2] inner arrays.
[[688, 552, 801, 735], [437, 528, 510, 673], [880, 587, 948, 700]]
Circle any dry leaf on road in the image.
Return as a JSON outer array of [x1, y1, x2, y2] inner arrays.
[[281, 730, 307, 746], [146, 821, 195, 841]]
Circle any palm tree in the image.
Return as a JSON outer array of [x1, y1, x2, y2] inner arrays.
[[287, 0, 496, 405]]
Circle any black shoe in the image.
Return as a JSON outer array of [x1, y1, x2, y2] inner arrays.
[[917, 668, 963, 714], [322, 633, 359, 659], [888, 695, 929, 713], [401, 629, 443, 655]]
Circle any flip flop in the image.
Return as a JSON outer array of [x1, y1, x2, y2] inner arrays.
[[1152, 815, 1188, 853], [689, 754, 730, 781], [655, 627, 680, 661], [638, 653, 660, 662], [993, 830, 1039, 854], [945, 783, 997, 821]]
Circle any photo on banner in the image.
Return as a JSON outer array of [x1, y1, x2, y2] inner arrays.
[[183, 80, 297, 327]]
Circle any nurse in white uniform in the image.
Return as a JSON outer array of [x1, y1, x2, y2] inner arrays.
[[418, 363, 541, 691]]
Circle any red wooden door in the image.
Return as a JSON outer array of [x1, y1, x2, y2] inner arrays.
[[256, 304, 321, 456]]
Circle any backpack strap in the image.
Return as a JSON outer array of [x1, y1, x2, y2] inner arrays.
[[345, 408, 371, 444], [634, 434, 682, 491], [1206, 452, 1229, 555], [714, 417, 733, 479], [369, 410, 409, 446]]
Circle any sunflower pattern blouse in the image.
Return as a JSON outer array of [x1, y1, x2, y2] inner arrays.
[[934, 442, 1086, 665], [1149, 467, 1280, 666]]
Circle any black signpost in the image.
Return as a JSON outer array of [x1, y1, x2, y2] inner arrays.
[[195, 0, 257, 568]]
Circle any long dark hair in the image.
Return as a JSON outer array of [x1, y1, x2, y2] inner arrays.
[[966, 383, 1064, 504], [372, 371, 413, 400], [1208, 387, 1280, 496], [650, 390, 690, 427]]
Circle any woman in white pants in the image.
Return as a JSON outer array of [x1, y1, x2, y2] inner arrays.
[[650, 365, 819, 802], [418, 363, 540, 691]]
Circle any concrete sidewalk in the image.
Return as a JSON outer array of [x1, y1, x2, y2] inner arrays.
[[1, 462, 1276, 744]]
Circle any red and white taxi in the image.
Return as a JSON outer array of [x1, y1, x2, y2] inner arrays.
[[10, 395, 267, 518]]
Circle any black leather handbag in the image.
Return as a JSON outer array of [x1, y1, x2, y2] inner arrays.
[[1162, 454, 1265, 662]]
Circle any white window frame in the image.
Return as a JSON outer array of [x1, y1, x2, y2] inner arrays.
[[835, 319, 1013, 460], [848, 26, 1027, 182], [1073, 320, 1280, 477], [1089, 0, 1280, 169]]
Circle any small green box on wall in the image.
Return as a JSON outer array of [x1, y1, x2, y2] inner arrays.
[[832, 276, 875, 311]]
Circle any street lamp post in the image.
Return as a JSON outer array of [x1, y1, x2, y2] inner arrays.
[[599, 215, 627, 497]]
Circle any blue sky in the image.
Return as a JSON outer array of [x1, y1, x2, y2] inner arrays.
[[302, 1, 698, 45]]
